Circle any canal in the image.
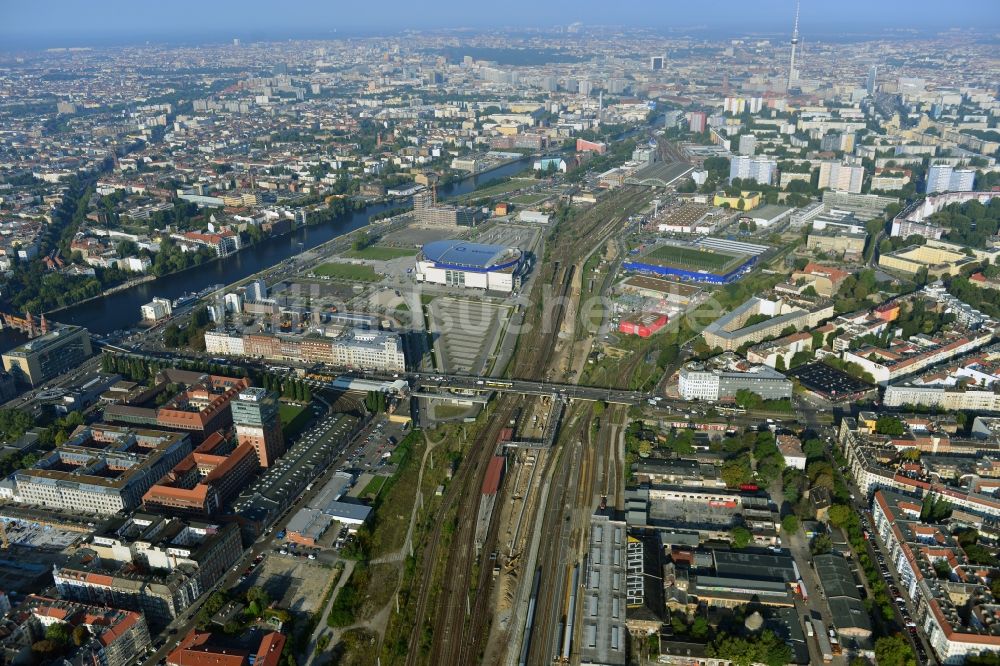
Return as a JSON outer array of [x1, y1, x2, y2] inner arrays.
[[53, 158, 531, 335]]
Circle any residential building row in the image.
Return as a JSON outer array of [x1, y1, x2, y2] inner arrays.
[[701, 295, 833, 352], [872, 489, 1000, 664], [53, 513, 243, 627], [204, 328, 406, 373]]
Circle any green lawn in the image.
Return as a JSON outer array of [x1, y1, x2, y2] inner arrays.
[[510, 193, 548, 206], [312, 263, 380, 282], [360, 475, 387, 499], [451, 176, 535, 203], [342, 246, 417, 261], [433, 404, 473, 419], [279, 403, 311, 440], [643, 245, 745, 272]]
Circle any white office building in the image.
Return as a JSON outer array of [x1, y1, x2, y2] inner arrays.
[[223, 292, 243, 313], [140, 297, 172, 323]]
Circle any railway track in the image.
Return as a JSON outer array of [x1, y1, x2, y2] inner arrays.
[[404, 187, 653, 665], [403, 397, 518, 666], [510, 187, 650, 382], [525, 407, 593, 665], [459, 450, 509, 664], [428, 400, 518, 665]]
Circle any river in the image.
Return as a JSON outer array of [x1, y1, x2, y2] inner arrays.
[[52, 158, 531, 336]]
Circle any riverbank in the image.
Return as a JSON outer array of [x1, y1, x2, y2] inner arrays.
[[46, 274, 157, 315], [51, 157, 532, 334]]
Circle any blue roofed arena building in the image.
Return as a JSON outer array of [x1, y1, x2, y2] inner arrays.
[[415, 240, 526, 293]]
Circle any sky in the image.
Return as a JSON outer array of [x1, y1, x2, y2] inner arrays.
[[1, 0, 998, 49]]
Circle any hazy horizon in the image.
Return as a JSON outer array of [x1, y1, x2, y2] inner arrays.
[[2, 0, 998, 51]]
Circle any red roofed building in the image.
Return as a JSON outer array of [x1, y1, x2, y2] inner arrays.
[[576, 138, 607, 154], [619, 313, 668, 338], [143, 431, 259, 515], [103, 370, 251, 443], [178, 230, 241, 257], [790, 262, 850, 297], [166, 629, 286, 666], [4, 595, 153, 666], [871, 490, 1000, 663], [874, 301, 901, 322]]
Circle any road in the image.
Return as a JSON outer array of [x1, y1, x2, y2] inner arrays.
[[844, 475, 938, 665]]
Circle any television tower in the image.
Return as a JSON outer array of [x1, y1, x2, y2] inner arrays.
[[787, 0, 800, 92]]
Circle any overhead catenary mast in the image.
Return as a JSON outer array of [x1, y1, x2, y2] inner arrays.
[[787, 0, 801, 91]]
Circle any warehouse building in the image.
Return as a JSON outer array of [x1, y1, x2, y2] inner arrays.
[[580, 511, 628, 666], [814, 553, 872, 642]]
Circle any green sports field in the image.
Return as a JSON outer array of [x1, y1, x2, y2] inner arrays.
[[642, 245, 746, 273], [312, 263, 380, 282]]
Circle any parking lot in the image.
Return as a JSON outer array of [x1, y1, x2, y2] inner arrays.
[[342, 415, 407, 472], [428, 297, 512, 374], [787, 362, 875, 400], [238, 551, 339, 615], [471, 223, 539, 253]]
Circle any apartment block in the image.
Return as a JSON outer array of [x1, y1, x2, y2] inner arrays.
[[53, 514, 243, 627], [14, 424, 191, 515]]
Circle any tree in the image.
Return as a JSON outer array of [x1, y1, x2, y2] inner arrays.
[[782, 515, 800, 533], [721, 454, 752, 488], [707, 630, 791, 666], [32, 640, 63, 660], [968, 653, 1000, 666], [933, 559, 952, 580], [730, 526, 753, 549], [734, 389, 763, 411], [45, 623, 71, 645], [775, 355, 786, 371], [874, 634, 917, 666], [246, 586, 270, 607], [802, 438, 824, 460], [71, 625, 90, 647], [690, 616, 709, 640], [875, 416, 905, 436], [920, 494, 952, 523], [828, 504, 853, 529], [810, 533, 833, 555]]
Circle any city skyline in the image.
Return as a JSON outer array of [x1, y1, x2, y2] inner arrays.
[[2, 0, 999, 49]]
